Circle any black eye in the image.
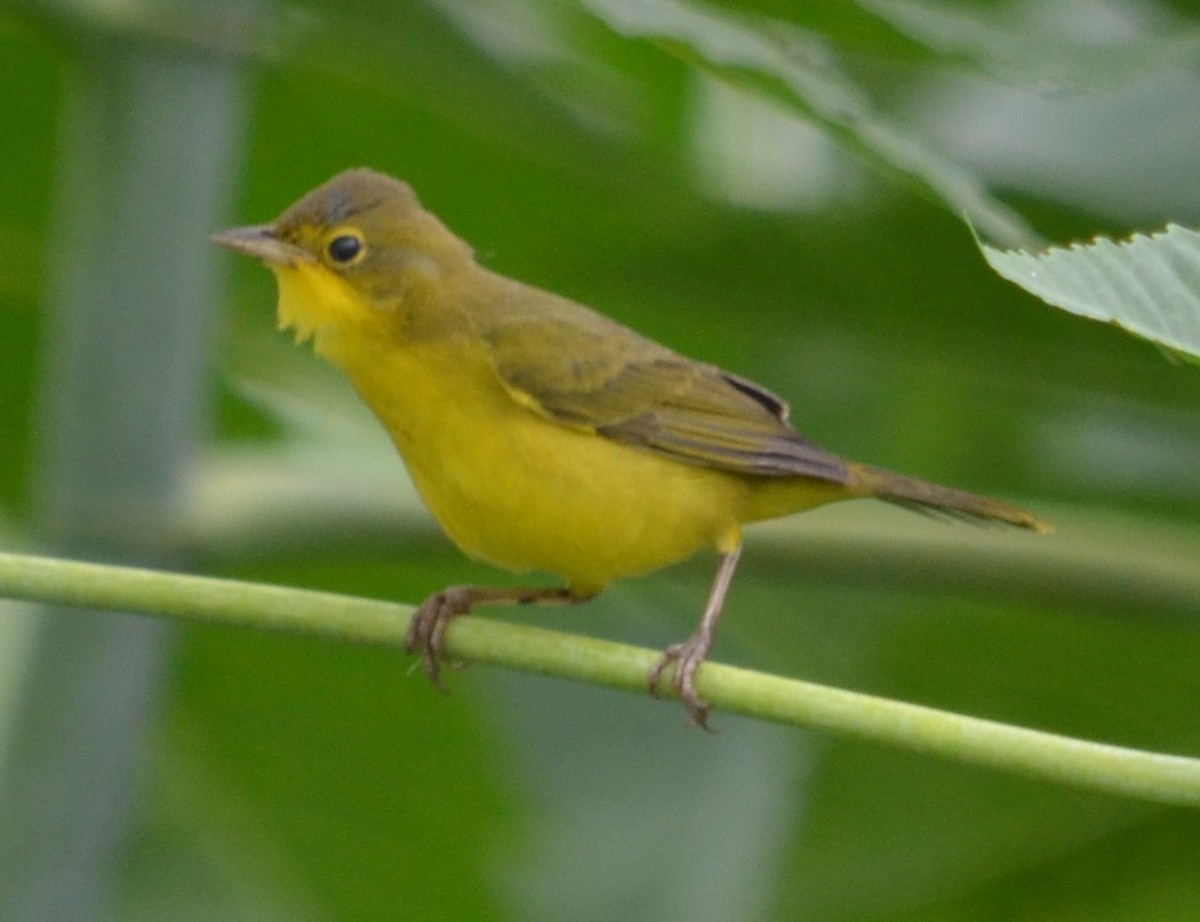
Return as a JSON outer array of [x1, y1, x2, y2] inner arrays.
[[327, 234, 363, 264]]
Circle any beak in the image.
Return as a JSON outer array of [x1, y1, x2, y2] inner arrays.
[[210, 224, 313, 267]]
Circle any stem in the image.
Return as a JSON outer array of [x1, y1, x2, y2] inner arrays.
[[1, 550, 1197, 807]]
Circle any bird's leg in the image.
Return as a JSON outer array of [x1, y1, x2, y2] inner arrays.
[[406, 585, 586, 688], [648, 544, 742, 728]]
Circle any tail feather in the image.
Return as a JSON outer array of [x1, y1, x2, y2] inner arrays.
[[851, 464, 1051, 533]]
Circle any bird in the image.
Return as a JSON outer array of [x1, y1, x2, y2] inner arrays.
[[212, 168, 1048, 726]]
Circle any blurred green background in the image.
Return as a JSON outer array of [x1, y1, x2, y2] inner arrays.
[[2, 0, 1200, 919]]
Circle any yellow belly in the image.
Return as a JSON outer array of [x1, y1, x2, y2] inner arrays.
[[320, 333, 754, 593]]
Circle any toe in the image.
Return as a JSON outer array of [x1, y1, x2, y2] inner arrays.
[[646, 642, 684, 697]]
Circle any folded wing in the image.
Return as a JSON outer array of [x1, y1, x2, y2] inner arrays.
[[482, 304, 850, 484]]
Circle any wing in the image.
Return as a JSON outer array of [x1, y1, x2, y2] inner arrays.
[[480, 298, 850, 484]]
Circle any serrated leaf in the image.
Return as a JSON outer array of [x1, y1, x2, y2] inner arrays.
[[980, 224, 1200, 362]]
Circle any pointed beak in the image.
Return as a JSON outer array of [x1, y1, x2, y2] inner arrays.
[[210, 224, 314, 267]]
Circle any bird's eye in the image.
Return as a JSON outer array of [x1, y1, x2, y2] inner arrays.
[[327, 234, 363, 264]]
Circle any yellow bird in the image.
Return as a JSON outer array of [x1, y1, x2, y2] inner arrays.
[[213, 168, 1048, 725]]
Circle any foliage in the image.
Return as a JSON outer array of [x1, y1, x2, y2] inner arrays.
[[981, 223, 1200, 362]]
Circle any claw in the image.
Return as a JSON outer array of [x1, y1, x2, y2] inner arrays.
[[648, 636, 713, 730], [405, 586, 475, 689], [405, 584, 587, 690]]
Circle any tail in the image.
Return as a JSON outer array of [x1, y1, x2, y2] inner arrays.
[[850, 463, 1051, 533]]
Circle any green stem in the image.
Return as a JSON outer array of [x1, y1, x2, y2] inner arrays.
[[1, 550, 1198, 807]]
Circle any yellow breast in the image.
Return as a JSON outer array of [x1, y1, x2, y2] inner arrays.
[[271, 264, 746, 591], [338, 332, 750, 592]]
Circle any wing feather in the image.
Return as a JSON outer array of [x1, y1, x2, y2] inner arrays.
[[481, 299, 849, 484]]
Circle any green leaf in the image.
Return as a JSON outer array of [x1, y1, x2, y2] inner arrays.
[[979, 223, 1200, 363], [582, 0, 1037, 246], [860, 0, 1200, 89]]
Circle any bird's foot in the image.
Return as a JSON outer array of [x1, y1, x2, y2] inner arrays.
[[405, 586, 476, 689], [648, 632, 714, 730]]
